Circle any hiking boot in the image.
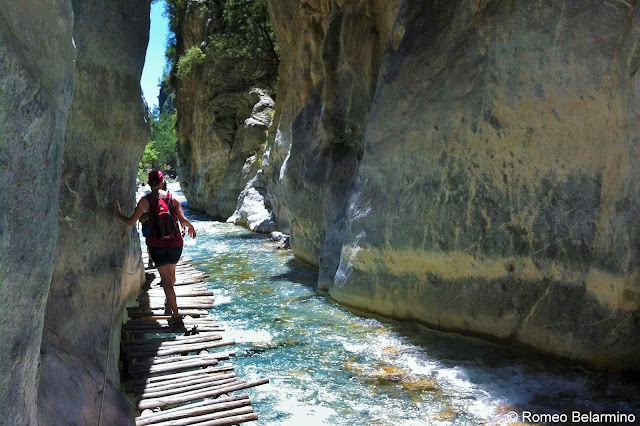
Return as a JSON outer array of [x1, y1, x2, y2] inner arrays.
[[168, 315, 184, 327], [164, 301, 171, 315]]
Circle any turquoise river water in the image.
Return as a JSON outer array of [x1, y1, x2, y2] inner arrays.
[[159, 190, 640, 425]]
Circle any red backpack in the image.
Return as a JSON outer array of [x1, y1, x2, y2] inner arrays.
[[147, 192, 179, 240]]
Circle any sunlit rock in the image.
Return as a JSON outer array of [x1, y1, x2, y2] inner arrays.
[[267, 0, 640, 369]]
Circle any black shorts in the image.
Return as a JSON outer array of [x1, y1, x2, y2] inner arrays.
[[148, 246, 183, 267]]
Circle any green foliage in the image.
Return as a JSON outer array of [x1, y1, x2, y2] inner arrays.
[[176, 46, 206, 80], [138, 107, 179, 180], [208, 0, 279, 86], [163, 0, 278, 91], [164, 0, 186, 66], [138, 142, 158, 181]]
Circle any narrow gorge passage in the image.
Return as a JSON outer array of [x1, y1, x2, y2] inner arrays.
[[174, 187, 640, 425]]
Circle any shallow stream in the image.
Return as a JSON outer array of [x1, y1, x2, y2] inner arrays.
[[165, 188, 640, 425]]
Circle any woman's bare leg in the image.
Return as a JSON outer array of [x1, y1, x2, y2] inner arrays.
[[157, 263, 178, 316]]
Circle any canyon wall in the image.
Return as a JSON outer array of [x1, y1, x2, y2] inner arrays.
[[37, 0, 150, 423], [262, 0, 640, 370], [0, 0, 149, 422], [174, 0, 276, 220], [0, 1, 75, 423]]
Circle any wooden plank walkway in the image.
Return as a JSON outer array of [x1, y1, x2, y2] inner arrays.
[[121, 255, 268, 426]]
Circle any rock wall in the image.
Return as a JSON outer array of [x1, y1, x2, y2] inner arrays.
[[174, 0, 276, 220], [265, 0, 640, 370], [0, 0, 149, 423], [37, 0, 150, 423], [0, 1, 74, 423], [266, 0, 401, 271]]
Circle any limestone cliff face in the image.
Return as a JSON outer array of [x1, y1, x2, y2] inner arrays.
[[37, 0, 150, 424], [0, 1, 74, 423], [266, 0, 401, 272], [265, 0, 640, 369], [0, 0, 148, 423], [174, 0, 275, 220]]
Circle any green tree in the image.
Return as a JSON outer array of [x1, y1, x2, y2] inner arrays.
[[138, 106, 179, 181], [209, 0, 279, 86], [138, 142, 159, 181]]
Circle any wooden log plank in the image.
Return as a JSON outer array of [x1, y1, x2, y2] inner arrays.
[[126, 315, 216, 323], [140, 373, 236, 394], [146, 352, 233, 366], [124, 337, 224, 353], [124, 320, 218, 330], [145, 284, 209, 294], [141, 394, 248, 416], [122, 334, 223, 350], [146, 276, 207, 284], [125, 365, 235, 393], [144, 283, 209, 291], [143, 256, 191, 263], [144, 263, 196, 272], [138, 297, 214, 304], [140, 378, 243, 400], [147, 274, 205, 282], [149, 406, 254, 426], [124, 318, 218, 328], [127, 340, 236, 359], [147, 278, 205, 290], [148, 276, 206, 284], [143, 364, 234, 383], [128, 369, 236, 395], [134, 396, 250, 426], [147, 274, 206, 282], [129, 357, 222, 377], [127, 315, 216, 322], [174, 412, 258, 426], [128, 326, 223, 335], [146, 285, 208, 293], [136, 302, 214, 310], [145, 289, 212, 297], [123, 325, 221, 333], [140, 293, 210, 300], [142, 292, 214, 299], [128, 309, 209, 318], [125, 317, 217, 325], [137, 379, 269, 410]]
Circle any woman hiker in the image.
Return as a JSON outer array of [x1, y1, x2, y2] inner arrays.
[[114, 170, 197, 326]]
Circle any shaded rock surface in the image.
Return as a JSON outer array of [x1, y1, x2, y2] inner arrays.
[[36, 0, 150, 423], [0, 0, 149, 423], [0, 1, 75, 423], [260, 0, 640, 369], [267, 0, 401, 274]]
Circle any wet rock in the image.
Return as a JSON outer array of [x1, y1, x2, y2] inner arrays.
[[270, 231, 291, 249]]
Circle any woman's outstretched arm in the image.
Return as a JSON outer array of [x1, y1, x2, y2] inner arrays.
[[173, 199, 196, 238], [114, 197, 148, 226]]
